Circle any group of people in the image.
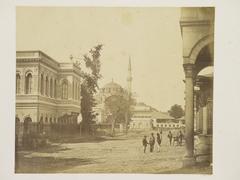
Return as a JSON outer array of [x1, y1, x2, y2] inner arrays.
[[167, 130, 184, 146], [142, 132, 162, 153], [142, 130, 184, 153]]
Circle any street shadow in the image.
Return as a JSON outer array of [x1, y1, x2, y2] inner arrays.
[[50, 136, 127, 144], [16, 143, 71, 154], [15, 155, 96, 173]]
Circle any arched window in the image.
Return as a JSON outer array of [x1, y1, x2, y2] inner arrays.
[[62, 80, 68, 99], [50, 78, 53, 97], [45, 76, 49, 96], [16, 74, 21, 94], [45, 117, 48, 123], [23, 117, 32, 134], [25, 73, 32, 94], [40, 74, 44, 95]]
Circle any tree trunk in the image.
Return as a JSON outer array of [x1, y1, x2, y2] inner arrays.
[[125, 112, 128, 134], [111, 118, 116, 136], [81, 121, 90, 135]]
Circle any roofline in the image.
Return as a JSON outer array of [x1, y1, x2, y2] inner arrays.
[[17, 50, 81, 71], [17, 50, 60, 64]]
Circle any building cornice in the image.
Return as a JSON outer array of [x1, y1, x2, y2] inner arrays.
[[180, 20, 214, 27]]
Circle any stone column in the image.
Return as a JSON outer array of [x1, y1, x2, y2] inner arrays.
[[207, 99, 213, 133], [183, 63, 195, 166], [56, 80, 60, 99], [196, 111, 200, 132], [48, 78, 51, 97], [43, 75, 47, 96], [194, 94, 198, 132], [38, 74, 41, 94], [54, 79, 57, 98], [199, 108, 203, 133], [52, 78, 55, 98], [202, 106, 208, 135], [33, 74, 38, 95]]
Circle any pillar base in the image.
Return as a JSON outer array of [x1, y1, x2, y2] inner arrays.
[[195, 134, 212, 163], [183, 156, 196, 167], [196, 154, 212, 164]]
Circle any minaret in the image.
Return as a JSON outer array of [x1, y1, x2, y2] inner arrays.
[[127, 56, 132, 95]]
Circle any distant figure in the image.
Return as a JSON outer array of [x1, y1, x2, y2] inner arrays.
[[178, 130, 184, 146], [142, 136, 148, 153], [167, 131, 173, 146], [156, 133, 162, 152], [159, 130, 163, 145], [149, 133, 155, 152]]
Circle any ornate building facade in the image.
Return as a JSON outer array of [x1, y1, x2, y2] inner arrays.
[[16, 50, 82, 127]]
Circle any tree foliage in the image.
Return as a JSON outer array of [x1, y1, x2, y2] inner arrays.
[[104, 95, 129, 136], [168, 104, 184, 119], [80, 44, 103, 134]]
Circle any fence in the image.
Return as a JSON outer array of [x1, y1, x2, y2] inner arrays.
[[15, 121, 80, 149]]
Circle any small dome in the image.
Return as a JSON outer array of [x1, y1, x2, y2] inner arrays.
[[103, 81, 122, 90]]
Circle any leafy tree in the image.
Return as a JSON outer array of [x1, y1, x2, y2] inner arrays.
[[104, 95, 129, 136], [168, 104, 184, 119], [78, 44, 103, 135]]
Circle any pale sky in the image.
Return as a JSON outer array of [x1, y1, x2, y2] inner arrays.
[[16, 7, 185, 112]]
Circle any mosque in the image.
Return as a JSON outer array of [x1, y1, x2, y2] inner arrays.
[[93, 58, 178, 132], [93, 58, 132, 126]]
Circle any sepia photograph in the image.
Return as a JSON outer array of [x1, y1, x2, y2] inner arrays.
[[14, 6, 214, 174]]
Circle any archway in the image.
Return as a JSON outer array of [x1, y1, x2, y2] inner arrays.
[[194, 41, 214, 133], [183, 36, 214, 164], [186, 34, 214, 64], [25, 73, 32, 94], [23, 117, 32, 134], [194, 43, 214, 76], [15, 116, 21, 148]]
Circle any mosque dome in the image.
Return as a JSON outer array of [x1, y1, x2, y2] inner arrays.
[[103, 81, 122, 89], [101, 80, 124, 94]]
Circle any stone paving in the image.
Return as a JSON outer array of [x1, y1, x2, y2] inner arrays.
[[15, 130, 212, 174]]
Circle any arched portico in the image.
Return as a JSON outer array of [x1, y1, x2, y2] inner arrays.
[[183, 34, 214, 166], [184, 34, 214, 64]]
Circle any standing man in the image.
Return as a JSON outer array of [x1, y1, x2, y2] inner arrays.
[[156, 133, 161, 152], [178, 130, 184, 146], [142, 135, 148, 153], [149, 133, 155, 152], [159, 130, 163, 146], [167, 131, 173, 146]]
